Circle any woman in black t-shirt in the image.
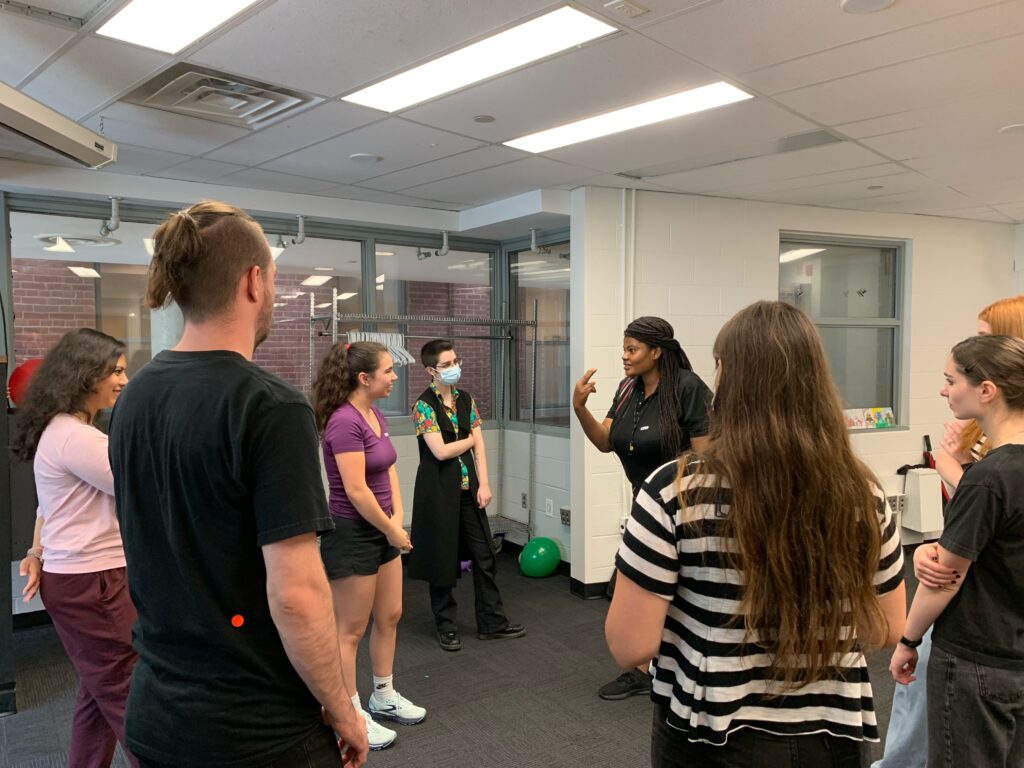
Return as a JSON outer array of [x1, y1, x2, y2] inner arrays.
[[572, 316, 712, 700], [890, 334, 1024, 768]]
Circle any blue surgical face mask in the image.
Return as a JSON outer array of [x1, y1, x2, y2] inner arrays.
[[437, 364, 461, 386]]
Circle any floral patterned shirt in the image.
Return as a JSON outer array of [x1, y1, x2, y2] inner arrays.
[[413, 383, 482, 490]]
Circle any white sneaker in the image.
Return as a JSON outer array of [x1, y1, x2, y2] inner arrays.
[[361, 708, 397, 750], [368, 690, 427, 725]]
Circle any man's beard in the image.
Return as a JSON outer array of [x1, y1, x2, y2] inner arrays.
[[254, 292, 273, 350]]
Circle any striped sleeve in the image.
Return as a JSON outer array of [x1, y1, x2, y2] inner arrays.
[[615, 461, 680, 600], [874, 493, 904, 595]]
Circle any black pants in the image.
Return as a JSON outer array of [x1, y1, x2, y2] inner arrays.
[[652, 707, 868, 768], [138, 724, 341, 768], [429, 491, 508, 634]]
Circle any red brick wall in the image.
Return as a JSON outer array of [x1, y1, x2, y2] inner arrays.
[[12, 258, 98, 366]]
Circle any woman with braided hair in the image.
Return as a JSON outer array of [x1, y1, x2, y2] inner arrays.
[[573, 315, 712, 700]]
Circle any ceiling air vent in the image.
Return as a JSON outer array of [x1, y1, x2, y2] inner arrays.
[[123, 64, 322, 130]]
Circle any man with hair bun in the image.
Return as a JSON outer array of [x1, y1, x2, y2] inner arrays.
[[109, 201, 367, 767]]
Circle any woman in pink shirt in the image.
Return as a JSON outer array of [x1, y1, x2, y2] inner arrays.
[[12, 328, 136, 768]]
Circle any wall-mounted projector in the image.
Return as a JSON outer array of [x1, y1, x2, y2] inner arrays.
[[0, 81, 117, 169]]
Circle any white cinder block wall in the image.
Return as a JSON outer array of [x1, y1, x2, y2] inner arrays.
[[571, 186, 1017, 589]]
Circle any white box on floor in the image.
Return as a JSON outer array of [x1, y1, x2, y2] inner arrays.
[[902, 469, 944, 533]]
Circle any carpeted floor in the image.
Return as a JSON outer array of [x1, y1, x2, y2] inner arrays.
[[2, 551, 911, 767]]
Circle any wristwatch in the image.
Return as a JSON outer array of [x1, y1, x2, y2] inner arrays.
[[25, 547, 42, 560], [899, 636, 923, 648]]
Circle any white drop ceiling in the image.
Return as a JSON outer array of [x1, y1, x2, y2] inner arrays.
[[1, 0, 1023, 223]]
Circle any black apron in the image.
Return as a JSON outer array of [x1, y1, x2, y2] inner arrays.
[[408, 387, 490, 587]]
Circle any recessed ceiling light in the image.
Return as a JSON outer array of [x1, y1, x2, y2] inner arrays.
[[375, 274, 385, 284], [999, 123, 1024, 135], [45, 236, 75, 253], [315, 302, 333, 309], [314, 266, 334, 271], [342, 7, 616, 112], [338, 292, 358, 300], [301, 275, 332, 287], [375, 250, 395, 257], [504, 81, 753, 153], [376, 285, 384, 291], [349, 153, 383, 162], [867, 185, 885, 190], [840, 0, 896, 12], [779, 248, 825, 264], [474, 115, 496, 123], [143, 237, 155, 256], [128, 312, 136, 318], [96, 0, 261, 54], [68, 266, 101, 278]]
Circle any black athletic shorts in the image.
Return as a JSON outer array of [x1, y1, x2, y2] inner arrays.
[[320, 516, 401, 579]]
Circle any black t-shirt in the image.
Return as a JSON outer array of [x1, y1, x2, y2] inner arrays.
[[108, 350, 334, 765], [933, 443, 1024, 670], [605, 370, 712, 493]]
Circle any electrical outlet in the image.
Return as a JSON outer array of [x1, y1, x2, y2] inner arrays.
[[545, 499, 554, 518], [521, 492, 528, 509]]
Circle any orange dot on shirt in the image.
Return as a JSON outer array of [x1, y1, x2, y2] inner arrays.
[[231, 614, 244, 628]]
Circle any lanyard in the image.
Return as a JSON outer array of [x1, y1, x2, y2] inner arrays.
[[628, 391, 652, 454]]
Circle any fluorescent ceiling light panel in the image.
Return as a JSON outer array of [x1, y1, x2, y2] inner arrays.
[[301, 275, 333, 287], [314, 266, 334, 271], [375, 251, 395, 257], [96, 0, 261, 54], [45, 236, 75, 253], [315, 302, 333, 309], [779, 247, 826, 264], [338, 292, 358, 300], [68, 266, 100, 278], [143, 238, 155, 256], [505, 81, 753, 153], [375, 274, 385, 284], [342, 7, 616, 112]]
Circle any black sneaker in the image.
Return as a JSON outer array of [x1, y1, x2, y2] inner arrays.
[[437, 630, 462, 652], [598, 670, 652, 700], [477, 623, 526, 641]]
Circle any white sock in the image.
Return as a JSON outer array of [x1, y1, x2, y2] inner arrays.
[[373, 674, 395, 698], [351, 692, 362, 712]]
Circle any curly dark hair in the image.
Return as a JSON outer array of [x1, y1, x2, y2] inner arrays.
[[10, 328, 126, 461], [311, 341, 388, 432]]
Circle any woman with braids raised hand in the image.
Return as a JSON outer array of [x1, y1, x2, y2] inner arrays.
[[608, 301, 905, 767], [13, 328, 137, 768], [572, 316, 712, 701]]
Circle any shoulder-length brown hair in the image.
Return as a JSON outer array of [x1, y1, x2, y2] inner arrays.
[[959, 294, 1024, 454], [680, 300, 885, 689]]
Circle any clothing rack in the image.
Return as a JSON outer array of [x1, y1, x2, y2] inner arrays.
[[308, 291, 540, 543]]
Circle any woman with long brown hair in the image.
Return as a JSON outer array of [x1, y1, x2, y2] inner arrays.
[[606, 301, 906, 767], [12, 328, 136, 768], [312, 341, 423, 752], [890, 334, 1024, 767]]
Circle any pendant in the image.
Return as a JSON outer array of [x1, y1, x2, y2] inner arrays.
[[628, 442, 635, 454]]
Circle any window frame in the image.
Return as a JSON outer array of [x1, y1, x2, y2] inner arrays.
[[779, 231, 909, 430]]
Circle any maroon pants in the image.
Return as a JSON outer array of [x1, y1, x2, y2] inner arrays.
[[40, 567, 139, 768]]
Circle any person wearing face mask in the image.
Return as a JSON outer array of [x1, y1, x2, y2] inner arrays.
[[408, 339, 525, 652], [12, 328, 137, 768]]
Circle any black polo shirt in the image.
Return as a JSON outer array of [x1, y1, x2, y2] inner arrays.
[[606, 370, 712, 493]]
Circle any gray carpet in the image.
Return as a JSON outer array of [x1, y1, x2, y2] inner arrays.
[[2, 551, 911, 767]]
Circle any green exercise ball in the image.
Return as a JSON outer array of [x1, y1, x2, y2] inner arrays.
[[519, 537, 560, 577]]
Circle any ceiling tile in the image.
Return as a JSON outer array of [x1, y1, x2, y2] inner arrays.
[[216, 168, 340, 195], [905, 144, 1024, 185], [773, 33, 1024, 127], [32, 1, 99, 15], [713, 162, 908, 198], [22, 36, 170, 120], [575, 0, 723, 29], [262, 118, 482, 184], [0, 11, 76, 85], [82, 101, 248, 155], [148, 157, 246, 182], [991, 202, 1024, 221], [740, 171, 941, 206], [541, 99, 814, 176], [402, 157, 598, 205], [356, 145, 525, 192], [103, 143, 192, 175], [652, 141, 887, 193], [741, 2, 1024, 96], [826, 187, 975, 214], [402, 33, 718, 143], [644, 0, 1004, 78], [951, 177, 1024, 206], [188, 0, 554, 98], [322, 188, 468, 210], [202, 101, 383, 166]]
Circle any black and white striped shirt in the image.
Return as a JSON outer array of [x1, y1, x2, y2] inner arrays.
[[615, 459, 904, 745]]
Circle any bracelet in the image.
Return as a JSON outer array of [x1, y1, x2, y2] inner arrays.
[[899, 635, 923, 648], [25, 547, 42, 560]]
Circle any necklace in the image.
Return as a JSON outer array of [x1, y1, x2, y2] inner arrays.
[[627, 390, 654, 455]]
